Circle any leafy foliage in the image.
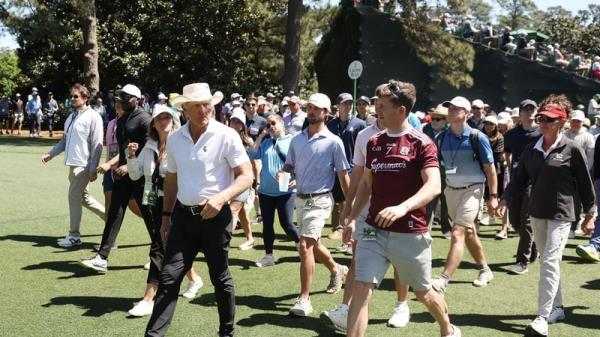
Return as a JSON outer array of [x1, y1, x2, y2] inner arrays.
[[0, 49, 20, 96]]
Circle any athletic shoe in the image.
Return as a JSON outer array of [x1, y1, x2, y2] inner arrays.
[[568, 230, 576, 239], [443, 324, 462, 337], [387, 302, 410, 328], [80, 254, 107, 273], [128, 300, 153, 317], [328, 229, 343, 240], [431, 276, 448, 296], [547, 306, 565, 324], [182, 278, 204, 299], [495, 231, 508, 240], [508, 262, 528, 275], [238, 240, 255, 250], [472, 268, 494, 287], [525, 316, 548, 336], [143, 262, 150, 270], [337, 243, 352, 255], [57, 235, 82, 248], [320, 305, 348, 333], [442, 231, 452, 240], [575, 244, 600, 262], [256, 254, 278, 268], [326, 264, 348, 294], [289, 297, 313, 316]]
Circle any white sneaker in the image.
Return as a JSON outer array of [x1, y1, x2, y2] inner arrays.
[[568, 230, 576, 239], [442, 231, 452, 240], [128, 300, 154, 317], [320, 305, 348, 333], [547, 306, 565, 324], [431, 276, 448, 296], [443, 324, 462, 337], [387, 302, 410, 328], [337, 243, 352, 255], [326, 264, 349, 294], [526, 316, 548, 336], [238, 240, 255, 250], [182, 278, 204, 299], [57, 235, 82, 248], [473, 268, 494, 287], [508, 263, 528, 275], [289, 297, 313, 316], [256, 254, 278, 268], [80, 254, 107, 273], [143, 262, 150, 270]]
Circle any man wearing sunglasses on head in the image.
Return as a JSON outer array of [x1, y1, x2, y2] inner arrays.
[[81, 84, 153, 272]]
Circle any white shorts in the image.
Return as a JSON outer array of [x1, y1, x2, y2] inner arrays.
[[295, 193, 333, 241]]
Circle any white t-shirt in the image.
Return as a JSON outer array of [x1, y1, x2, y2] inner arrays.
[[352, 121, 384, 220], [167, 119, 250, 205]]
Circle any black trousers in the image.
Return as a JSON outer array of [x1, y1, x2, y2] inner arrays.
[[508, 188, 537, 265], [97, 176, 151, 259], [145, 204, 234, 337], [146, 196, 165, 285]]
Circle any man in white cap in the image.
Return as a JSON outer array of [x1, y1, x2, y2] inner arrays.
[[467, 99, 484, 130], [278, 92, 350, 317], [283, 95, 306, 135], [431, 96, 497, 294], [26, 87, 42, 137], [145, 83, 252, 337], [11, 93, 24, 135], [81, 84, 153, 272]]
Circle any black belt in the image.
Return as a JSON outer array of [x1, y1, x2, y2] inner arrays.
[[446, 183, 481, 190], [297, 191, 330, 199], [177, 203, 205, 215]]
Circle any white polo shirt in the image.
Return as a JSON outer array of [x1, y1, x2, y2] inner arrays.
[[352, 121, 383, 220], [167, 119, 250, 205]]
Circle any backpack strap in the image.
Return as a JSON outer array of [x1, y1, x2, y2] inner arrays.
[[469, 128, 485, 173]]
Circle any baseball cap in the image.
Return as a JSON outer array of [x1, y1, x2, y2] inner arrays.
[[483, 115, 498, 125], [357, 96, 371, 105], [570, 110, 585, 121], [231, 93, 241, 99], [120, 84, 142, 99], [308, 93, 331, 110], [151, 105, 174, 120], [16, 93, 20, 97], [431, 104, 448, 117], [266, 93, 275, 98], [511, 108, 520, 117], [289, 95, 301, 105], [519, 99, 538, 109], [231, 100, 241, 107], [229, 107, 247, 124], [158, 93, 167, 100], [471, 99, 484, 108], [442, 96, 471, 111], [336, 93, 353, 104], [537, 104, 567, 121], [32, 87, 38, 92], [497, 112, 511, 124]]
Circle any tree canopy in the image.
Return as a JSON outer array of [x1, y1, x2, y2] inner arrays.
[[0, 49, 20, 96]]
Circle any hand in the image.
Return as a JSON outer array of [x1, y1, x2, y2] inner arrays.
[[275, 170, 283, 182], [127, 142, 139, 158], [200, 195, 226, 219], [89, 172, 98, 182], [160, 216, 171, 243], [114, 164, 128, 177], [343, 219, 356, 244], [495, 199, 507, 217], [41, 154, 52, 165], [339, 206, 350, 229], [375, 204, 409, 228], [487, 197, 498, 216], [581, 216, 595, 235], [97, 162, 111, 174], [288, 181, 296, 190]]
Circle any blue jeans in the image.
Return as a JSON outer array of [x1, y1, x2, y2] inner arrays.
[[258, 193, 299, 254]]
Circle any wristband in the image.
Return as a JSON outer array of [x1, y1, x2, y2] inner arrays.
[[162, 211, 172, 217], [489, 193, 498, 198]]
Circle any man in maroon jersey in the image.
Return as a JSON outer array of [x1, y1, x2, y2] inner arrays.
[[343, 80, 460, 337]]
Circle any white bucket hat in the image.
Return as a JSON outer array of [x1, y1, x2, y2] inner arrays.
[[171, 83, 223, 108]]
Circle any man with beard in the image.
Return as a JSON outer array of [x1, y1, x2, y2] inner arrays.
[[80, 84, 152, 272]]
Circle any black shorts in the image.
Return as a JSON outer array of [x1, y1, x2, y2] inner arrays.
[[332, 175, 345, 203]]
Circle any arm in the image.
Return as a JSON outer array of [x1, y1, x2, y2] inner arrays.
[[483, 162, 498, 211], [160, 172, 178, 243], [200, 161, 253, 219], [249, 130, 268, 153], [98, 154, 120, 174], [87, 113, 104, 181], [343, 168, 374, 243]]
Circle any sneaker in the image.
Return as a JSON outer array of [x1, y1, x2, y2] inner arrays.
[[472, 268, 494, 287], [57, 235, 82, 248], [575, 244, 600, 262], [256, 254, 278, 268], [80, 254, 107, 273], [495, 231, 508, 240], [442, 231, 452, 240], [387, 302, 410, 328], [289, 297, 313, 316], [508, 262, 528, 275], [431, 276, 448, 296], [443, 324, 462, 337], [182, 278, 204, 299], [320, 305, 348, 333], [328, 229, 343, 240], [143, 262, 150, 270], [547, 306, 565, 324], [337, 243, 352, 255], [525, 316, 548, 336], [239, 240, 255, 250], [326, 264, 349, 294], [568, 230, 576, 239], [128, 300, 154, 317]]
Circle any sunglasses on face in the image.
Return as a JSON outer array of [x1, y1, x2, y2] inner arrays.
[[432, 117, 445, 122], [116, 94, 134, 102], [535, 115, 558, 123], [246, 103, 256, 107], [70, 95, 80, 99]]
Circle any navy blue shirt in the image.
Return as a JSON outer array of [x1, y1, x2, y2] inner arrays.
[[246, 113, 267, 141], [326, 116, 366, 168], [504, 124, 541, 165]]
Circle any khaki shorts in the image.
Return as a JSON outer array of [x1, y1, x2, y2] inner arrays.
[[354, 221, 432, 292], [295, 193, 333, 240], [444, 183, 484, 229]]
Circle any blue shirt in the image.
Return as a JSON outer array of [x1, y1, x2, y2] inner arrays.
[[286, 127, 350, 194], [326, 116, 366, 168], [408, 112, 422, 129], [27, 97, 41, 116], [439, 125, 494, 187], [248, 134, 295, 197], [246, 113, 267, 141]]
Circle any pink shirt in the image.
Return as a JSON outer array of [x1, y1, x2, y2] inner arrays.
[[105, 118, 119, 162]]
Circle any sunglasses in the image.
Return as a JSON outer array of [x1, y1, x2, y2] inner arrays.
[[70, 95, 80, 99], [246, 103, 256, 107], [387, 83, 402, 98], [116, 93, 134, 101], [432, 117, 445, 122], [535, 115, 558, 123]]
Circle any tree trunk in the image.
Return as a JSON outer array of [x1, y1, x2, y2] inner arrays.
[[81, 0, 99, 96], [283, 0, 303, 94]]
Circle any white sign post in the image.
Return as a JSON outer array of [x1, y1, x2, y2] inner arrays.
[[347, 60, 363, 115]]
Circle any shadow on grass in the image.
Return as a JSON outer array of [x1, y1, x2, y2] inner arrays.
[[582, 279, 600, 290], [42, 295, 137, 317], [237, 313, 335, 336], [0, 136, 59, 146], [0, 234, 98, 250], [22, 260, 140, 279]]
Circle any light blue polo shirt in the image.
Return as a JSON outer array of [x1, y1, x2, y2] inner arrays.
[[439, 125, 494, 188], [248, 134, 295, 197], [286, 127, 350, 194]]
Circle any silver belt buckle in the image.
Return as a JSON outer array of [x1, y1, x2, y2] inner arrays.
[[190, 205, 201, 215]]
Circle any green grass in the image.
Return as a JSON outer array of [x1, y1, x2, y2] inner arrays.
[[0, 136, 599, 337]]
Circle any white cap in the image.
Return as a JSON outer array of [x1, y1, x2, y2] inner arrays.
[[483, 115, 498, 125], [121, 84, 142, 99], [442, 96, 471, 111], [497, 112, 511, 124], [472, 99, 484, 108], [511, 108, 520, 117], [289, 95, 301, 105], [231, 100, 241, 107], [307, 93, 331, 110], [229, 107, 246, 124], [570, 110, 585, 121], [151, 105, 174, 120], [231, 93, 241, 99], [157, 93, 167, 100]]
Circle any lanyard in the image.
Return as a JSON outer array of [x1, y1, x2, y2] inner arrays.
[[447, 132, 462, 167]]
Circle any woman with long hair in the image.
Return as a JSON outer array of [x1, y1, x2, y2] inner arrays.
[[125, 106, 204, 317]]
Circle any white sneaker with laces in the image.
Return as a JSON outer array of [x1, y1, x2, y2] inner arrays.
[[128, 300, 154, 317], [238, 240, 255, 250], [508, 263, 528, 275], [526, 316, 548, 336], [57, 235, 82, 248], [289, 297, 313, 316], [387, 302, 410, 328], [182, 278, 204, 299], [326, 264, 349, 294], [320, 305, 348, 333], [256, 254, 278, 268], [80, 254, 107, 273], [547, 306, 565, 324], [473, 268, 494, 287]]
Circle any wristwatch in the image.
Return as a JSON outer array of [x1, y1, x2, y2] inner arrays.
[[489, 193, 499, 198]]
